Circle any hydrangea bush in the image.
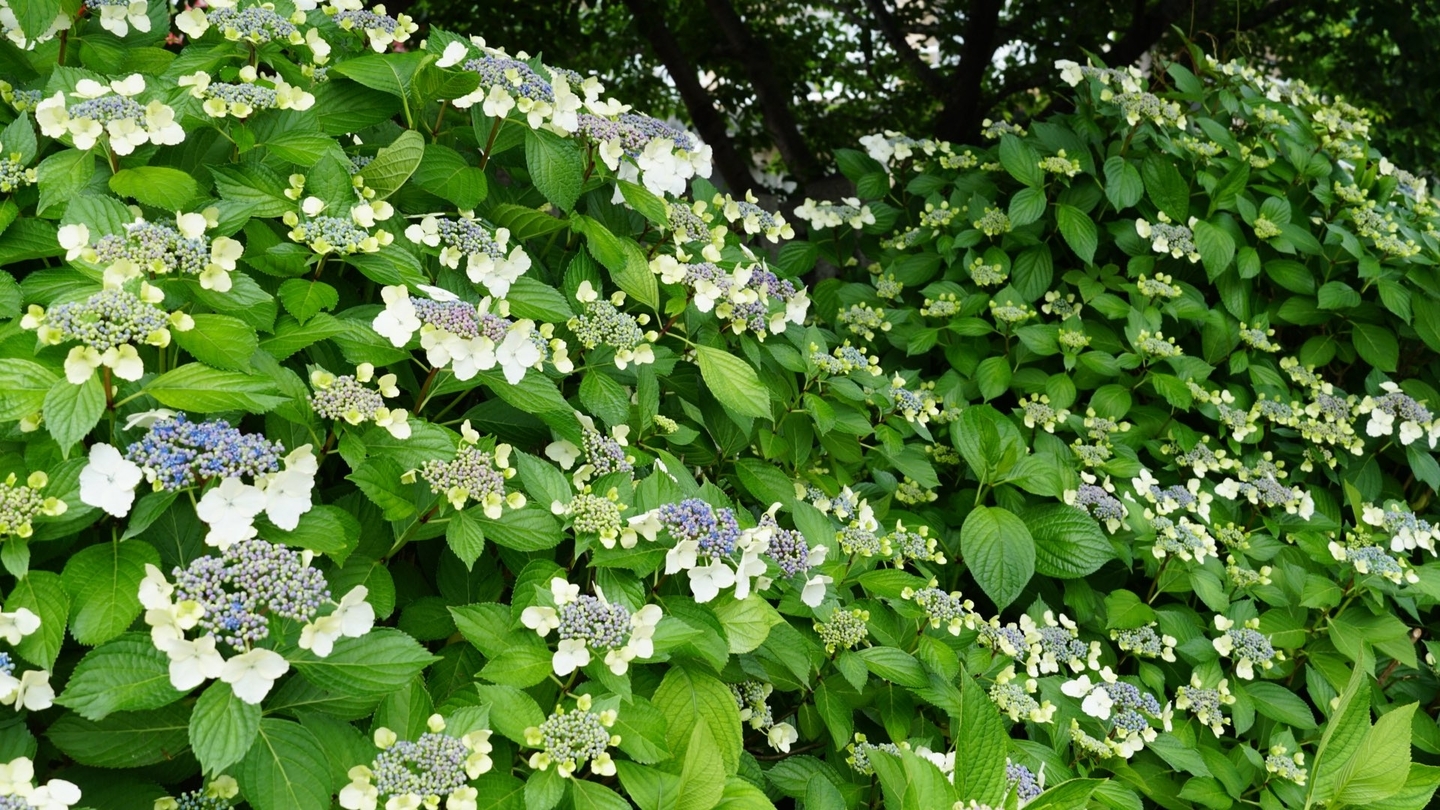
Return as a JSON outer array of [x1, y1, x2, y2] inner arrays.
[[0, 1, 1438, 808]]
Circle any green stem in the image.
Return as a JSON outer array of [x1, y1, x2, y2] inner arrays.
[[478, 118, 504, 171]]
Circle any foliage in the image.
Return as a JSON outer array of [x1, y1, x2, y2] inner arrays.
[[412, 0, 1440, 194], [0, 2, 1437, 810]]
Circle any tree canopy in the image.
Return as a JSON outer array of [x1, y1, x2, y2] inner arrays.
[[408, 0, 1440, 192]]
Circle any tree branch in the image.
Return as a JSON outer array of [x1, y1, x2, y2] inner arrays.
[[861, 0, 947, 96], [933, 0, 1005, 142], [621, 0, 757, 195], [701, 0, 823, 184]]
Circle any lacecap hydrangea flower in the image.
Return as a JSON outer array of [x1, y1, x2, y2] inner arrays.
[[404, 214, 531, 299], [34, 75, 183, 155], [0, 472, 67, 540], [524, 694, 620, 778], [310, 363, 411, 439], [519, 577, 662, 676], [140, 539, 374, 704], [22, 280, 194, 384], [0, 756, 80, 809], [340, 715, 492, 810], [407, 421, 525, 516]]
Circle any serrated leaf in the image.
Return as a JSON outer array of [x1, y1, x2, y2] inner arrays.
[[960, 506, 1034, 609], [236, 719, 333, 810], [1021, 503, 1112, 578], [43, 374, 104, 452], [1142, 152, 1190, 220], [1334, 703, 1417, 803], [1056, 204, 1097, 264], [109, 167, 199, 210], [57, 634, 184, 721], [173, 314, 259, 372], [695, 346, 770, 420], [145, 364, 285, 412], [361, 129, 425, 199], [446, 508, 486, 569], [652, 666, 743, 774], [290, 628, 438, 696], [0, 359, 58, 422], [1353, 323, 1399, 372], [5, 572, 69, 669], [37, 149, 96, 217], [46, 705, 190, 769], [526, 128, 584, 211], [61, 540, 159, 646], [190, 680, 261, 776], [277, 279, 338, 324], [1104, 156, 1143, 210]]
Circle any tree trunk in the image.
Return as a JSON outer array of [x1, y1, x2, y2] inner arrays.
[[933, 0, 1004, 143], [701, 0, 823, 184], [621, 0, 757, 195]]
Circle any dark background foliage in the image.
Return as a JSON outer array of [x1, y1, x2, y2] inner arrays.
[[394, 0, 1440, 195]]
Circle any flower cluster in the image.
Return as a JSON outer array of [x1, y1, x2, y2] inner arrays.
[[22, 281, 194, 384], [327, 3, 419, 52], [405, 215, 531, 298], [545, 413, 634, 486], [412, 426, 524, 515], [75, 211, 244, 291], [713, 190, 794, 242], [284, 197, 395, 255], [0, 141, 34, 193], [1174, 674, 1236, 735], [524, 695, 619, 779], [340, 716, 491, 810], [154, 777, 239, 810], [373, 286, 562, 384], [815, 607, 869, 653], [1061, 669, 1170, 758], [794, 198, 875, 230], [0, 473, 66, 540], [35, 75, 183, 155], [576, 111, 713, 197], [1135, 214, 1200, 262], [730, 681, 798, 752], [141, 539, 373, 703], [309, 364, 410, 439], [1212, 616, 1283, 679], [520, 578, 662, 676], [650, 257, 809, 338], [178, 67, 315, 119], [567, 281, 656, 369]]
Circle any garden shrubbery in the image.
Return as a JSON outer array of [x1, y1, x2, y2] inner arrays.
[[0, 3, 1438, 809]]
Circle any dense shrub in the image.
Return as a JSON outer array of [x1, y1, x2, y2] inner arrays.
[[0, 2, 1438, 809]]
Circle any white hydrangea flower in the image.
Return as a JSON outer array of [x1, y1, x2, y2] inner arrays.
[[79, 443, 143, 517]]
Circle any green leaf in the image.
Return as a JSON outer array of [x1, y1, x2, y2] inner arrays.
[[145, 364, 286, 412], [1193, 219, 1235, 280], [1310, 653, 1375, 803], [956, 676, 1008, 804], [189, 680, 261, 776], [1021, 503, 1112, 578], [1008, 187, 1048, 228], [1104, 590, 1156, 629], [526, 128, 584, 211], [998, 135, 1043, 188], [695, 346, 770, 420], [1353, 323, 1399, 372], [109, 167, 199, 210], [57, 634, 184, 721], [478, 642, 551, 688], [43, 374, 104, 452], [236, 719, 333, 810], [1243, 681, 1317, 729], [855, 647, 928, 688], [328, 51, 428, 99], [571, 780, 632, 810], [61, 540, 159, 647], [473, 684, 545, 744], [1333, 703, 1417, 804], [0, 359, 58, 422], [446, 508, 487, 569], [1103, 156, 1144, 210], [1056, 204, 1097, 264], [413, 145, 487, 209], [361, 129, 425, 200], [1026, 779, 1104, 810], [960, 506, 1034, 609], [652, 665, 743, 774], [277, 280, 338, 324], [713, 596, 782, 654], [257, 504, 360, 564], [46, 705, 191, 769], [579, 370, 631, 428], [5, 572, 68, 669], [476, 506, 563, 552], [290, 628, 438, 696], [574, 215, 657, 308], [345, 456, 416, 521], [173, 314, 260, 373], [1142, 152, 1190, 220], [618, 180, 671, 226], [37, 149, 97, 217], [674, 722, 727, 810]]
